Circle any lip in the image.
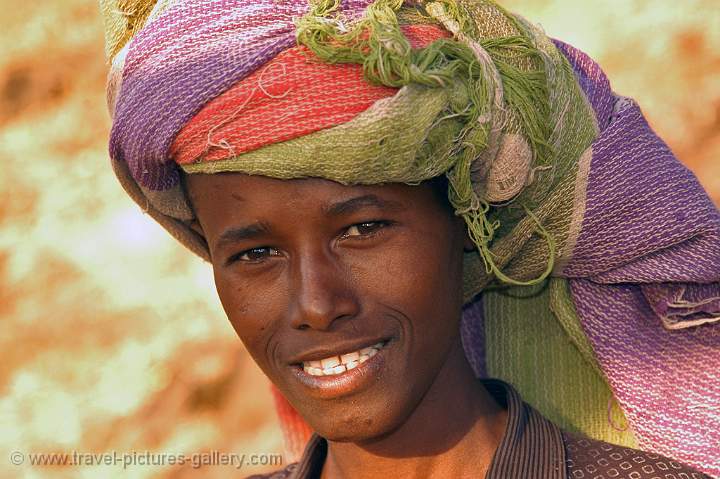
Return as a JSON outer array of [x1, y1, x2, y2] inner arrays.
[[289, 339, 391, 400], [288, 338, 390, 364]]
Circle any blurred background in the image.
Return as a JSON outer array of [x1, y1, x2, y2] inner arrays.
[[0, 0, 718, 477]]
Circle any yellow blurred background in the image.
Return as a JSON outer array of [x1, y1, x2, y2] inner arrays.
[[0, 1, 718, 478]]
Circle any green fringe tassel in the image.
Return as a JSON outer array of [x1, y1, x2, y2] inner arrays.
[[296, 0, 555, 286]]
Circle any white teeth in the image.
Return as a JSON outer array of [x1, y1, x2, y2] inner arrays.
[[359, 343, 383, 356], [303, 342, 386, 377], [359, 347, 375, 357], [320, 357, 340, 369], [340, 352, 359, 364]]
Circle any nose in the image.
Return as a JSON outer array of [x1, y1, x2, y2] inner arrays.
[[288, 247, 360, 331]]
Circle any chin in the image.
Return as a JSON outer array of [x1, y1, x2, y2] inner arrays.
[[301, 391, 418, 444], [312, 410, 397, 443]]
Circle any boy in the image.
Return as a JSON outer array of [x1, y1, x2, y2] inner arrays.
[[101, 0, 720, 476]]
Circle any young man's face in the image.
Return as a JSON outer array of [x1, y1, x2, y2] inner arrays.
[[186, 174, 468, 442]]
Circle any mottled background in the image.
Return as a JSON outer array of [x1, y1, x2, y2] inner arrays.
[[1, 1, 718, 478]]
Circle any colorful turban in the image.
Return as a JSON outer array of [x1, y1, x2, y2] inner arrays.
[[100, 0, 720, 474]]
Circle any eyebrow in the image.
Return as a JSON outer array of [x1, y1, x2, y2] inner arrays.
[[216, 221, 271, 249], [214, 194, 403, 249]]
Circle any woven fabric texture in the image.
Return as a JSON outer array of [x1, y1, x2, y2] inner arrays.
[[563, 433, 711, 479], [483, 280, 638, 449], [172, 24, 449, 166], [555, 41, 720, 474]]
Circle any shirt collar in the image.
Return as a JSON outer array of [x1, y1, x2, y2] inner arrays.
[[289, 379, 567, 479], [483, 379, 566, 479]]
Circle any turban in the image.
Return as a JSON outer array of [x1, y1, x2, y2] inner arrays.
[[100, 0, 720, 474]]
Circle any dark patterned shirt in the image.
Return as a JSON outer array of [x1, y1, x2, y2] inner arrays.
[[250, 380, 709, 479]]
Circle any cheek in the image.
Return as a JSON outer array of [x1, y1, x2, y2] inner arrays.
[[213, 269, 286, 368], [351, 227, 464, 336]]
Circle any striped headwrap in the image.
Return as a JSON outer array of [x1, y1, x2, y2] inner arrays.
[[100, 0, 720, 474]]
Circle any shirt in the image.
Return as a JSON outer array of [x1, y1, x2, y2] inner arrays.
[[251, 379, 710, 478]]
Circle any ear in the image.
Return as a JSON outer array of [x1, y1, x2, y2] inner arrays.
[[454, 216, 476, 252], [463, 231, 476, 253]]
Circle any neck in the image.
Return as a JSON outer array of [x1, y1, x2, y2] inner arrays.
[[320, 337, 508, 479]]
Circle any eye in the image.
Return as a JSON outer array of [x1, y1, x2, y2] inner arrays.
[[228, 247, 280, 265], [341, 221, 389, 239]]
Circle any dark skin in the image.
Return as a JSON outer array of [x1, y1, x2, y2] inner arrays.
[[185, 173, 508, 478]]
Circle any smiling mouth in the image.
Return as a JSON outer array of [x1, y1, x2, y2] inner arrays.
[[298, 340, 388, 377]]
